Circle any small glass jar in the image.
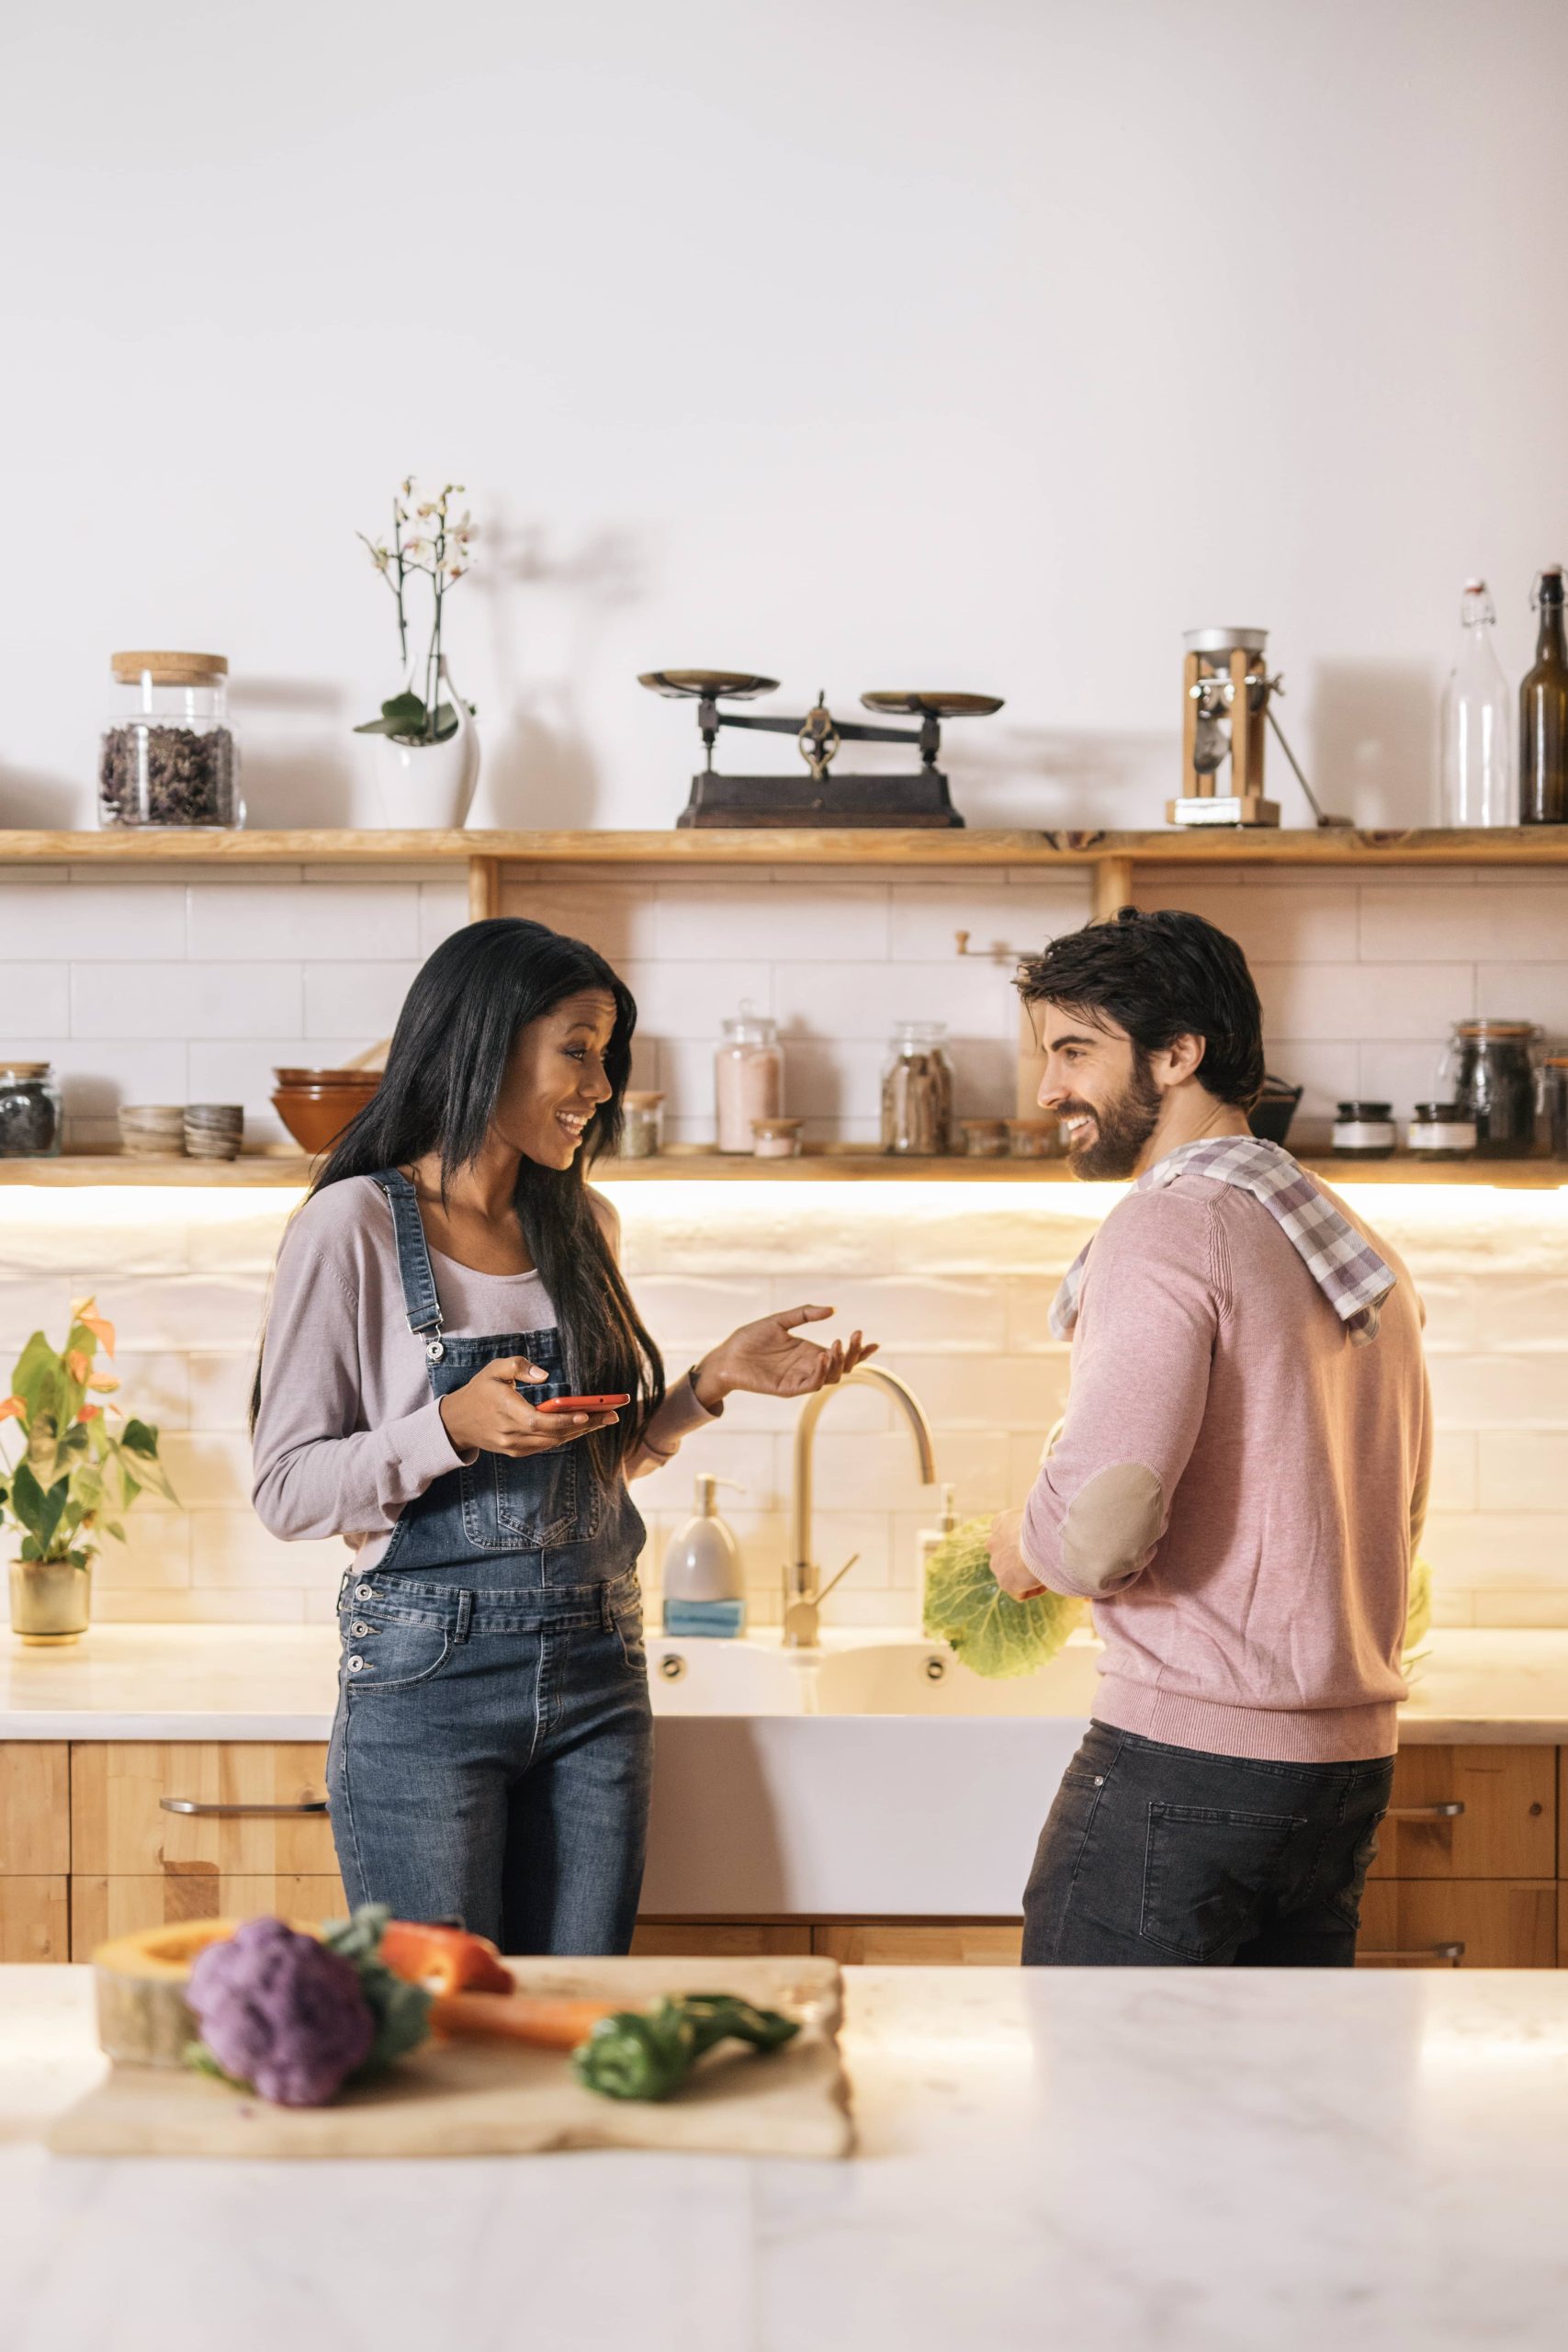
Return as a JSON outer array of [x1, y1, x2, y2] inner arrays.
[[880, 1022, 953, 1156], [0, 1062, 62, 1158], [958, 1118, 1009, 1158], [100, 650, 243, 829], [1543, 1058, 1568, 1161], [1331, 1101, 1397, 1158], [1441, 1018, 1540, 1157], [620, 1090, 665, 1159], [1406, 1102, 1476, 1160], [715, 1007, 783, 1153], [751, 1115, 803, 1159], [1006, 1117, 1061, 1159]]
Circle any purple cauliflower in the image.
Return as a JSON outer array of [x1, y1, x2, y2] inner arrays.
[[187, 1917, 377, 2107]]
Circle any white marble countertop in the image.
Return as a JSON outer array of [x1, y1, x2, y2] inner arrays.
[[0, 1623, 1565, 1742], [2, 1963, 1566, 2351]]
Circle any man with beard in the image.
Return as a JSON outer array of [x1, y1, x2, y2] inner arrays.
[[988, 908, 1430, 1966]]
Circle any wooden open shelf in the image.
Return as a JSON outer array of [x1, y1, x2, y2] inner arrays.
[[3, 825, 1568, 869], [3, 1148, 1562, 1189]]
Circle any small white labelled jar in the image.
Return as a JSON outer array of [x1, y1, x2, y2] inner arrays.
[[1330, 1101, 1397, 1159], [1406, 1102, 1476, 1160]]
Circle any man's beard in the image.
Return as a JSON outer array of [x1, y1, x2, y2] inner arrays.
[[1059, 1050, 1163, 1180]]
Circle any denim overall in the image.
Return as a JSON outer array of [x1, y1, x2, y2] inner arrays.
[[325, 1169, 652, 1953]]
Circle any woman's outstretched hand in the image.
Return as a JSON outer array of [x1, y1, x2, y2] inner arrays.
[[692, 1307, 877, 1409], [438, 1358, 621, 1459]]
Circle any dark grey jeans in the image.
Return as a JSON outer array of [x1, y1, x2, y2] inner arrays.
[[1023, 1722, 1395, 1966]]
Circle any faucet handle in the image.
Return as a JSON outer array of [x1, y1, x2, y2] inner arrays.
[[813, 1553, 861, 1607]]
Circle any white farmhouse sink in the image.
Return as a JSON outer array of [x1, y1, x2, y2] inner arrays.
[[641, 1629, 1097, 1916]]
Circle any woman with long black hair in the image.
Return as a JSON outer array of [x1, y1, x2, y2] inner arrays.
[[252, 917, 874, 1953]]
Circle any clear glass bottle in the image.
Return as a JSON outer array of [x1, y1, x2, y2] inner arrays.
[[714, 1007, 783, 1153], [100, 650, 243, 829], [1520, 568, 1568, 825], [1440, 580, 1512, 826], [880, 1022, 953, 1155]]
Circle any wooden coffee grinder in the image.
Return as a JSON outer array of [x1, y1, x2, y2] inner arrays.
[[1169, 627, 1280, 827]]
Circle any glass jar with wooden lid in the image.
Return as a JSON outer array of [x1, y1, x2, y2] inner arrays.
[[100, 650, 243, 829]]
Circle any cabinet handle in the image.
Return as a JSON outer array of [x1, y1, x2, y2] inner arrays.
[[1385, 1801, 1465, 1820], [1359, 1942, 1466, 1965], [160, 1797, 329, 1818]]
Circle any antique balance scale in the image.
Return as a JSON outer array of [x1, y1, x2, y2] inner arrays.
[[638, 670, 1003, 828]]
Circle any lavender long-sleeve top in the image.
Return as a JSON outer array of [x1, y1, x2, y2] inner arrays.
[[251, 1176, 715, 1569]]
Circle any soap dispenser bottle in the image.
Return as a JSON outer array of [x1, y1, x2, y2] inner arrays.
[[661, 1475, 747, 1637], [915, 1482, 959, 1631]]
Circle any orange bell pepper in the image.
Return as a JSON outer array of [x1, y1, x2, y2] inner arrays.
[[379, 1919, 516, 1997], [428, 1990, 618, 2050]]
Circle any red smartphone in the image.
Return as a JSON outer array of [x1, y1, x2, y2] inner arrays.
[[534, 1393, 631, 1415]]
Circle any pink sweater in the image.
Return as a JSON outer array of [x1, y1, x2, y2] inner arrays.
[[1021, 1170, 1431, 1762]]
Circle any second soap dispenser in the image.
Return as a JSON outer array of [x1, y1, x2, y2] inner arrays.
[[661, 1475, 747, 1637]]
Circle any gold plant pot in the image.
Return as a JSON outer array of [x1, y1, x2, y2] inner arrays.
[[9, 1557, 93, 1645]]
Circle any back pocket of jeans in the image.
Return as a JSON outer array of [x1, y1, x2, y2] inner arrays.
[[1140, 1801, 1304, 1961]]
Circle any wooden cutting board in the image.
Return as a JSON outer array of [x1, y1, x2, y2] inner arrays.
[[48, 1955, 852, 2160]]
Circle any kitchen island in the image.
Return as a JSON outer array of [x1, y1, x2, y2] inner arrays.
[[0, 1962, 1564, 2351]]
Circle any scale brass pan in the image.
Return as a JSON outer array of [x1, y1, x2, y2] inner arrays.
[[638, 670, 779, 700], [859, 691, 1005, 718]]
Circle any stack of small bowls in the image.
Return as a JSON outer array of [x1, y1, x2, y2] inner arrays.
[[184, 1104, 244, 1161], [118, 1105, 186, 1159], [270, 1067, 381, 1155]]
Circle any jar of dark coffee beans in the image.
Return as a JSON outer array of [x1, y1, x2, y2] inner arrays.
[[100, 651, 243, 829], [0, 1063, 62, 1158]]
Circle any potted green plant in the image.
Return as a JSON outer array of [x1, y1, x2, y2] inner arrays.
[[0, 1297, 177, 1644], [355, 478, 479, 830]]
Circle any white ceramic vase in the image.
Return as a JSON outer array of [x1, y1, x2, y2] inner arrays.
[[370, 657, 480, 831]]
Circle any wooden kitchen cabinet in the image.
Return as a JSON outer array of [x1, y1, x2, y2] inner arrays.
[[631, 1922, 814, 1958], [71, 1744, 335, 1878], [813, 1924, 1025, 1966], [0, 1744, 70, 1875], [1359, 1879, 1557, 1967], [0, 1877, 70, 1962], [72, 1874, 347, 1957], [1369, 1745, 1555, 1880]]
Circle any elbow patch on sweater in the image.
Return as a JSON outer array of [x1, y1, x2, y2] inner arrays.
[[1061, 1461, 1166, 1594]]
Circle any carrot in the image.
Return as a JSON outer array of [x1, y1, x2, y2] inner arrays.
[[429, 1990, 617, 2050], [380, 1920, 516, 1997]]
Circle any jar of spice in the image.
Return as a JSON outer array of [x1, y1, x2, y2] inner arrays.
[[1331, 1102, 1397, 1159], [880, 1022, 953, 1156], [1006, 1118, 1061, 1159], [0, 1063, 62, 1158], [1543, 1058, 1568, 1161], [715, 1007, 784, 1153], [620, 1091, 665, 1159], [100, 650, 243, 829], [958, 1118, 1009, 1158], [751, 1116, 804, 1159], [1442, 1018, 1540, 1156], [1406, 1102, 1476, 1160]]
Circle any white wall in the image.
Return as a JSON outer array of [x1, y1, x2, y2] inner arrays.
[[5, 0, 1568, 835]]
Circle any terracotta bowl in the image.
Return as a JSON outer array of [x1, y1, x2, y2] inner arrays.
[[271, 1078, 379, 1155], [273, 1067, 381, 1089]]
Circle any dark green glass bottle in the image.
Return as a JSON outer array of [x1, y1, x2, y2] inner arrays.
[[1520, 566, 1568, 824]]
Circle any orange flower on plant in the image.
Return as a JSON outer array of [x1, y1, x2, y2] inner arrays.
[[69, 1299, 116, 1356], [67, 1350, 91, 1385], [77, 1404, 102, 1422], [0, 1396, 24, 1424]]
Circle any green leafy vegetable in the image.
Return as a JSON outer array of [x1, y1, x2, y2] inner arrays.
[[572, 1994, 799, 2102], [320, 1904, 434, 2075], [922, 1513, 1086, 1679], [1404, 1552, 1432, 1660]]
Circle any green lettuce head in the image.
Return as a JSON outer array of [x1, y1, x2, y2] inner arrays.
[[922, 1515, 1086, 1679]]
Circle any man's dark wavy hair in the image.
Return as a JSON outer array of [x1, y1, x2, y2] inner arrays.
[[1016, 906, 1266, 1110]]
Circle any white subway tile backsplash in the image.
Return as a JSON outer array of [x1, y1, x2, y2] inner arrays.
[[0, 964, 70, 1033], [187, 882, 422, 962], [72, 962, 304, 1041], [7, 863, 1568, 1626]]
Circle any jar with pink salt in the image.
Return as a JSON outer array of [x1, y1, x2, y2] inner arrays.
[[715, 1006, 784, 1152]]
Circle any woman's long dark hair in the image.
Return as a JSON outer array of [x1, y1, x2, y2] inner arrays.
[[253, 918, 665, 1481]]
